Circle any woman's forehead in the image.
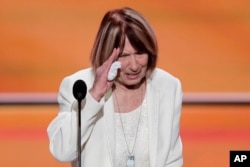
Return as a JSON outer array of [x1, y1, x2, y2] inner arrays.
[[121, 37, 137, 53]]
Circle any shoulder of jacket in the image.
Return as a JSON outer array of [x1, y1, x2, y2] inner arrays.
[[61, 68, 94, 90], [149, 68, 181, 89], [68, 68, 93, 78]]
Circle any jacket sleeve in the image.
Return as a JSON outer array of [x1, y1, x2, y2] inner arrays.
[[47, 76, 104, 162], [165, 78, 183, 167]]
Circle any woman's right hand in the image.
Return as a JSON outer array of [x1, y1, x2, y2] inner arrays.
[[90, 48, 120, 101]]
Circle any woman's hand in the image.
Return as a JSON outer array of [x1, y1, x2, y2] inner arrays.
[[90, 48, 120, 101]]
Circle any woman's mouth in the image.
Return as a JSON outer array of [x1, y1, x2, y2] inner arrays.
[[126, 72, 140, 79]]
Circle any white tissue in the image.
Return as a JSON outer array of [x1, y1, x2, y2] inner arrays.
[[107, 61, 121, 81]]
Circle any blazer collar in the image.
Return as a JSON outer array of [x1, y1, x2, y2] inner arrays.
[[103, 92, 115, 167], [147, 79, 159, 167]]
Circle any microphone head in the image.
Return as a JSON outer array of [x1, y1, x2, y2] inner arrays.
[[73, 80, 87, 101]]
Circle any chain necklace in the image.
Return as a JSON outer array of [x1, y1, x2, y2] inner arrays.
[[114, 85, 144, 167]]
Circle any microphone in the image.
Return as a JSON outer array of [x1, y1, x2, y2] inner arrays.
[[73, 79, 87, 102], [72, 79, 87, 167]]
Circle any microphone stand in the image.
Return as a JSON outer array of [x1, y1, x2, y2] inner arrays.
[[73, 79, 87, 167], [77, 99, 82, 167]]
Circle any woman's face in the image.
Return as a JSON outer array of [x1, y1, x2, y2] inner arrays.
[[116, 37, 148, 88]]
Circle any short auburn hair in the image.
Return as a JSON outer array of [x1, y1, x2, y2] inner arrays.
[[90, 7, 158, 77]]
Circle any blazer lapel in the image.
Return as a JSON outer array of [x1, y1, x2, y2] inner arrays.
[[103, 91, 115, 167], [147, 80, 160, 167]]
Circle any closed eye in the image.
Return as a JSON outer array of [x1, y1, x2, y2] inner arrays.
[[134, 51, 144, 55], [119, 53, 130, 57]]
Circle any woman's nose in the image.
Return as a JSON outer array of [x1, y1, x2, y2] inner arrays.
[[129, 54, 139, 71]]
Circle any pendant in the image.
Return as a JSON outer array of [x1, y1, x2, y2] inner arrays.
[[127, 155, 135, 167]]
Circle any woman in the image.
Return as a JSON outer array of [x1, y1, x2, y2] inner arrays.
[[47, 7, 183, 167]]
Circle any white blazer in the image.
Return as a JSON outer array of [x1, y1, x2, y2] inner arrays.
[[47, 68, 183, 167]]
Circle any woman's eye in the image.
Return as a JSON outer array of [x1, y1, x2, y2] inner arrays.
[[118, 52, 146, 59], [135, 51, 144, 55], [119, 53, 129, 57]]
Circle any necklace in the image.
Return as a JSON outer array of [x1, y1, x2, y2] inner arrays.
[[114, 86, 144, 167]]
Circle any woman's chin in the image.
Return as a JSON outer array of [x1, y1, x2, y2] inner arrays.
[[121, 78, 145, 88]]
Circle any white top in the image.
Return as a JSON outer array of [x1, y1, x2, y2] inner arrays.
[[114, 94, 149, 167]]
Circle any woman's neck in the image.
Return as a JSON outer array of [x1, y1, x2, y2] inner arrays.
[[113, 79, 146, 113]]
